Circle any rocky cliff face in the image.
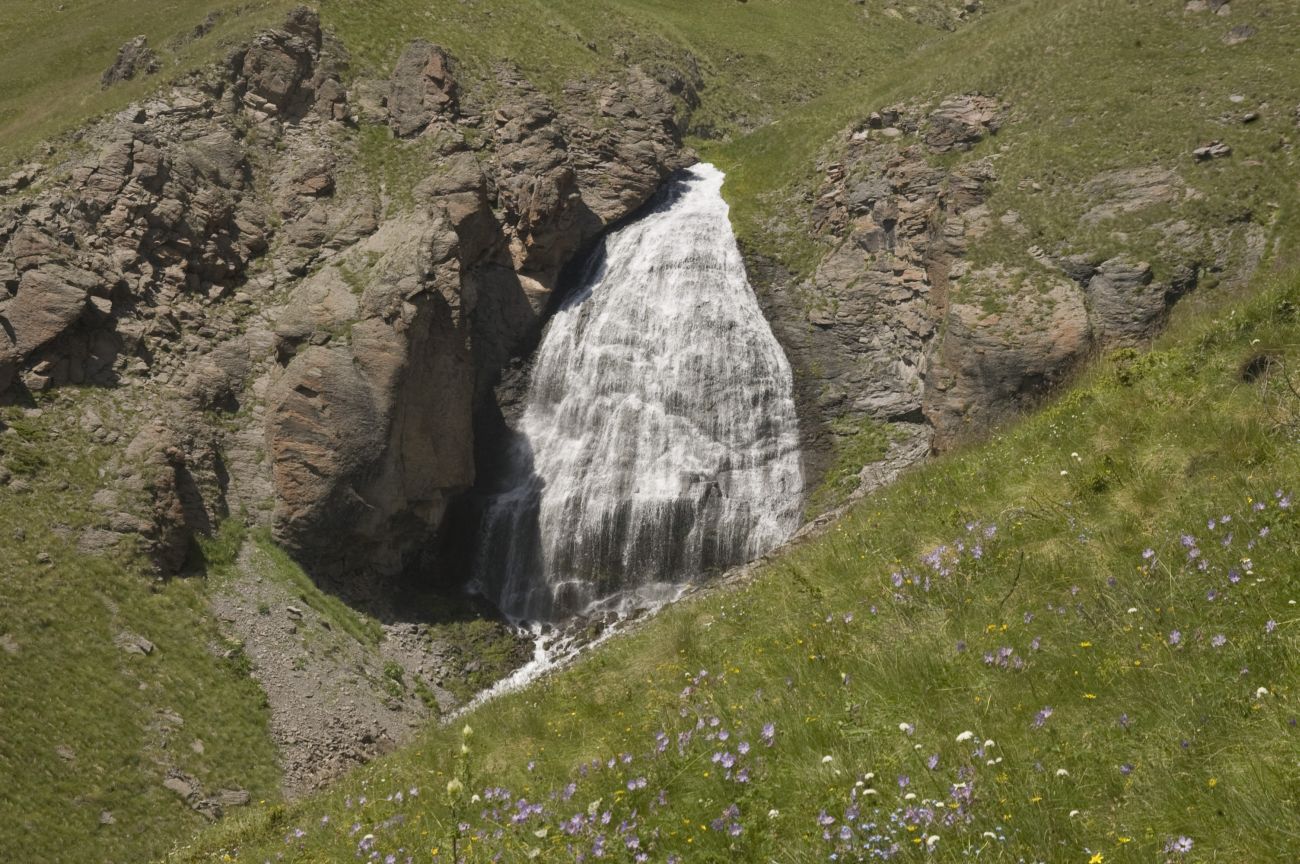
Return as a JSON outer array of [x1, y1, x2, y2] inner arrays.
[[0, 7, 691, 586], [750, 94, 1264, 495]]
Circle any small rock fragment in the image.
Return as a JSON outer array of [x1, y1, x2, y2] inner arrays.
[[1193, 141, 1232, 161], [114, 631, 156, 655], [1223, 25, 1256, 46]]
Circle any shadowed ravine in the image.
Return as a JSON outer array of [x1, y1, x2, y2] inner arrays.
[[474, 163, 803, 622]]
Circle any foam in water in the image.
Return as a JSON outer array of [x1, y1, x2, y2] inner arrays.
[[475, 163, 802, 621]]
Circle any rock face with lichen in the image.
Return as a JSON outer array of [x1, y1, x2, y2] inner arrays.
[[0, 6, 692, 584]]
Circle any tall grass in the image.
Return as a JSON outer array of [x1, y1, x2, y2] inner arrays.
[[172, 267, 1300, 861]]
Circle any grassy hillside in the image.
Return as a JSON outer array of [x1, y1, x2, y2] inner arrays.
[[0, 0, 292, 165], [0, 398, 283, 864], [173, 265, 1300, 862], [2, 1, 1298, 863], [711, 0, 1300, 275], [0, 0, 972, 170]]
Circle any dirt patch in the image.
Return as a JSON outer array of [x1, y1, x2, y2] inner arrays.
[[211, 541, 527, 797]]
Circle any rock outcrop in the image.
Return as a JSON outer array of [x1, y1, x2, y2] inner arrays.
[[754, 91, 1263, 473], [0, 7, 691, 586], [102, 35, 160, 88], [387, 40, 459, 137]]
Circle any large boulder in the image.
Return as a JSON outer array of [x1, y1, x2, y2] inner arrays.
[[231, 6, 346, 122], [387, 40, 459, 137], [923, 95, 1002, 152], [1084, 257, 1180, 346], [4, 267, 95, 355], [101, 35, 160, 89]]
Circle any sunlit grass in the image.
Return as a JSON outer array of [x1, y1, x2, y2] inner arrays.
[[173, 270, 1300, 862], [0, 393, 281, 863]]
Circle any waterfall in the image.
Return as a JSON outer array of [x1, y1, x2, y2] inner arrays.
[[475, 163, 803, 622]]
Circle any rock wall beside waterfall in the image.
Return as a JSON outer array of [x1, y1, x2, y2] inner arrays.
[[0, 7, 693, 586]]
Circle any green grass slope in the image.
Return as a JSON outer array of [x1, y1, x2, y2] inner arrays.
[[0, 0, 974, 170], [0, 398, 282, 864], [2, 2, 1298, 863], [172, 268, 1300, 862]]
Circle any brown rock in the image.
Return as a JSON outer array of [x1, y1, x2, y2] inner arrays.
[[1085, 257, 1182, 346], [114, 631, 156, 655], [101, 35, 160, 89], [388, 40, 459, 137], [267, 214, 476, 577], [1193, 141, 1232, 161], [923, 95, 1002, 152], [1223, 25, 1256, 45], [4, 267, 93, 355], [1081, 167, 1192, 224], [236, 7, 322, 118]]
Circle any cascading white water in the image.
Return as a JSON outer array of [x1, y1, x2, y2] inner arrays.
[[476, 163, 803, 622]]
